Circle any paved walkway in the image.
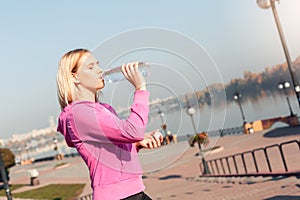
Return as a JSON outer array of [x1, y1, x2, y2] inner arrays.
[[7, 156, 92, 199], [142, 126, 300, 199], [2, 126, 300, 199]]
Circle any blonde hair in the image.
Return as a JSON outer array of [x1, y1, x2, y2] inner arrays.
[[56, 48, 90, 110]]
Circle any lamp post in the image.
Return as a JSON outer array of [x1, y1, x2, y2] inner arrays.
[[234, 92, 246, 124], [24, 145, 30, 161], [185, 95, 210, 175], [17, 146, 21, 163], [257, 0, 300, 107], [157, 107, 167, 137], [53, 138, 59, 155], [278, 81, 294, 116]]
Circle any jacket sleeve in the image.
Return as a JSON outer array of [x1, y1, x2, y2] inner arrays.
[[70, 90, 149, 144]]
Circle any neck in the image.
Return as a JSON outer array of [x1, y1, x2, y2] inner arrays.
[[73, 87, 97, 102]]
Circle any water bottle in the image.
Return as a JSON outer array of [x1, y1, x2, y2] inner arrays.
[[102, 61, 151, 83], [153, 132, 163, 140]]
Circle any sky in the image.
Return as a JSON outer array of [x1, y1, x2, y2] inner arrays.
[[1, 0, 300, 139]]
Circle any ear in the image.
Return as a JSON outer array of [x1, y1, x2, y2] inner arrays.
[[71, 73, 80, 84]]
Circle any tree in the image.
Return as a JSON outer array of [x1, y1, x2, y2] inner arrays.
[[188, 132, 209, 147], [0, 148, 15, 182]]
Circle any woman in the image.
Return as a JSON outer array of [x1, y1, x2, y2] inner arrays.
[[56, 49, 162, 200]]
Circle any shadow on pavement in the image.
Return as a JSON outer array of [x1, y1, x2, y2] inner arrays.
[[142, 174, 183, 180], [159, 175, 182, 180], [263, 126, 300, 138], [264, 196, 300, 200]]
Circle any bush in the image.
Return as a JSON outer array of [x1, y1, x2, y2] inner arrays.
[[0, 148, 16, 182]]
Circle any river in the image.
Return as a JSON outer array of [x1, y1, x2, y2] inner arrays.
[[28, 93, 299, 161], [146, 93, 299, 137]]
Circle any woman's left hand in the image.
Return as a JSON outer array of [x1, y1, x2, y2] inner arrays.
[[136, 130, 163, 149], [122, 62, 146, 91]]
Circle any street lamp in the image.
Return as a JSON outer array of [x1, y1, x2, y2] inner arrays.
[[187, 107, 197, 133], [17, 146, 21, 163], [24, 145, 30, 161], [233, 92, 246, 124], [157, 107, 167, 137], [278, 81, 294, 116], [257, 0, 300, 107], [53, 137, 59, 155], [185, 95, 210, 175]]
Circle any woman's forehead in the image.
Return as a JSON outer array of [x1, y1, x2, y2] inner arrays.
[[81, 53, 97, 64]]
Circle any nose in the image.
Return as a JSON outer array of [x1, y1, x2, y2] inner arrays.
[[98, 68, 104, 79], [97, 66, 103, 74]]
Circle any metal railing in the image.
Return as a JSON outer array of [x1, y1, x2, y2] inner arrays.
[[200, 139, 300, 177], [208, 126, 245, 137]]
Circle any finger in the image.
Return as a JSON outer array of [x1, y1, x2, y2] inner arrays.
[[147, 140, 153, 149], [152, 131, 163, 143], [130, 62, 136, 69], [150, 137, 157, 148], [127, 62, 137, 78], [130, 63, 135, 75], [122, 64, 129, 78], [134, 62, 139, 71], [151, 131, 162, 146], [128, 62, 139, 76], [155, 137, 161, 147], [125, 63, 132, 76], [160, 135, 164, 143]]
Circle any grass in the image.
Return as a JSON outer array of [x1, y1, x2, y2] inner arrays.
[[0, 184, 25, 196], [0, 184, 85, 200]]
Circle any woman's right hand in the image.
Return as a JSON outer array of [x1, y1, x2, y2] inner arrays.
[[122, 62, 146, 91]]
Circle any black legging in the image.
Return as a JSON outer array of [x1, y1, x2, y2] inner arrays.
[[121, 191, 152, 200]]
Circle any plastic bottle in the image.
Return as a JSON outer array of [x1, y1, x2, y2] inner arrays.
[[102, 61, 151, 83], [153, 132, 163, 140]]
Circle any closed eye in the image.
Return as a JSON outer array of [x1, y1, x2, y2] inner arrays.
[[91, 61, 99, 69], [87, 63, 94, 69]]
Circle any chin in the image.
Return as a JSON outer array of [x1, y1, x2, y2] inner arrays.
[[96, 81, 105, 90], [96, 86, 104, 90]]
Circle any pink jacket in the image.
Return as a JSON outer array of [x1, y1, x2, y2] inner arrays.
[[57, 90, 149, 200]]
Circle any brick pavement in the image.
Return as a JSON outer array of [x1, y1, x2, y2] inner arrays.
[[2, 126, 300, 199], [142, 126, 300, 199]]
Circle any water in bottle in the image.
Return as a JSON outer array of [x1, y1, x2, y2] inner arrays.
[[102, 61, 151, 83]]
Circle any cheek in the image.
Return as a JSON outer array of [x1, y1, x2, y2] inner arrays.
[[79, 72, 99, 87], [85, 77, 97, 85]]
